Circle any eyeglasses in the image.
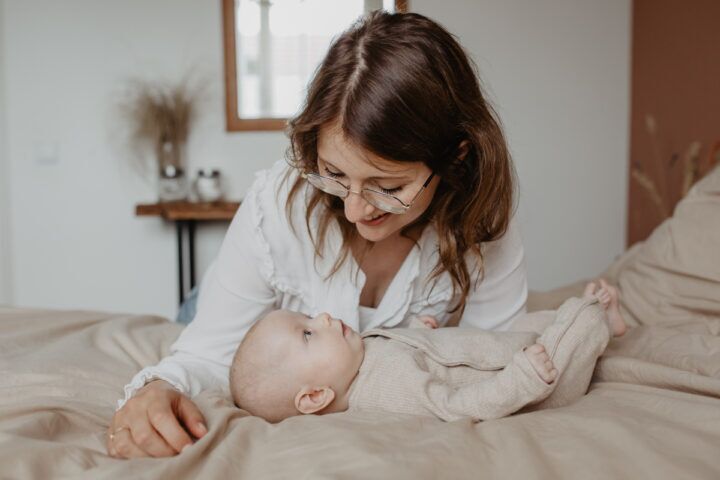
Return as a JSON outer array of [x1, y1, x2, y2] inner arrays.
[[301, 171, 435, 215]]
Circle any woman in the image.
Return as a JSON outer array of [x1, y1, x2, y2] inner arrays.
[[108, 10, 527, 458]]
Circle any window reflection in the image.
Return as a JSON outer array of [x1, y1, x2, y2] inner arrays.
[[235, 0, 395, 119]]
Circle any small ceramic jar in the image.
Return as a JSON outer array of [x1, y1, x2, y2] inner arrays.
[[194, 169, 224, 202]]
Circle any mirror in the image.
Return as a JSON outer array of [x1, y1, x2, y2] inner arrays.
[[222, 0, 408, 131]]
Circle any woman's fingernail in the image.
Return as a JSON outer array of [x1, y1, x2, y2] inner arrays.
[[182, 444, 191, 453], [198, 423, 208, 435]]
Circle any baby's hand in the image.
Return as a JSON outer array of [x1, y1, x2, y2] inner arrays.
[[422, 316, 439, 329], [523, 343, 558, 384], [418, 315, 439, 329], [408, 315, 439, 329]]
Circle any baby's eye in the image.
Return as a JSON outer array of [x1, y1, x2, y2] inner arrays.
[[303, 329, 312, 341]]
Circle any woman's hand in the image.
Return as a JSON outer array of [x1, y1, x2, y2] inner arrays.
[[107, 379, 208, 459]]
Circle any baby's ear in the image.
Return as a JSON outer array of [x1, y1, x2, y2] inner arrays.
[[294, 386, 335, 415]]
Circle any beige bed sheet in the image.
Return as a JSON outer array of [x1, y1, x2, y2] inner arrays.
[[1, 166, 718, 479], [1, 305, 719, 479]]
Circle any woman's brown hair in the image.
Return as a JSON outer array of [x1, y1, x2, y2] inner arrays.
[[284, 10, 516, 314]]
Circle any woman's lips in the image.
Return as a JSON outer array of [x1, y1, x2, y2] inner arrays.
[[359, 212, 390, 226]]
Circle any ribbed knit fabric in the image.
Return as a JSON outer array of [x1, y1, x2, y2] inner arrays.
[[347, 296, 610, 422]]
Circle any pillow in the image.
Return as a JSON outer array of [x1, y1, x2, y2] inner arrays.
[[602, 165, 720, 326], [528, 165, 720, 327]]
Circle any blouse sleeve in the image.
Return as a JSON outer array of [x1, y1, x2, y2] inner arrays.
[[459, 217, 528, 331], [117, 173, 279, 409]]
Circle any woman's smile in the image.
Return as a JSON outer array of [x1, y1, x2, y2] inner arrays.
[[358, 212, 390, 226]]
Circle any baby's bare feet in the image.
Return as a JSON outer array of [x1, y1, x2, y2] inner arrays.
[[524, 343, 557, 384], [598, 279, 627, 337], [583, 280, 628, 337]]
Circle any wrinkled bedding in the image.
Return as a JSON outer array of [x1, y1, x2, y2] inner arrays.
[[1, 167, 718, 479], [1, 304, 719, 479]]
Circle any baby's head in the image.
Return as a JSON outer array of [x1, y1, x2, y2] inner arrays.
[[230, 310, 364, 423]]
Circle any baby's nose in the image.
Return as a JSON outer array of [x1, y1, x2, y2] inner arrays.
[[316, 312, 332, 327]]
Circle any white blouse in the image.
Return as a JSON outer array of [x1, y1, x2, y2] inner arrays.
[[119, 160, 528, 407]]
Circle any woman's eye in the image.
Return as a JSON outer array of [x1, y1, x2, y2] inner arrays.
[[323, 167, 343, 178], [378, 186, 403, 195]]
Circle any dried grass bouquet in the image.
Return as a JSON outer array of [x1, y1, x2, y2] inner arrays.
[[632, 114, 719, 220], [120, 77, 203, 177]]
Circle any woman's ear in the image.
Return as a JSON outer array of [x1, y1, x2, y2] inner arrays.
[[457, 140, 471, 161], [294, 386, 336, 415]]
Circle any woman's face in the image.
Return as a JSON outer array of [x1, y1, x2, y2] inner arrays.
[[316, 124, 439, 243]]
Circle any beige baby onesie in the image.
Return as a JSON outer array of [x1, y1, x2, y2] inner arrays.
[[347, 297, 610, 422]]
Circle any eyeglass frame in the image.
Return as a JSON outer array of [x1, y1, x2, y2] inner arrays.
[[301, 170, 436, 214]]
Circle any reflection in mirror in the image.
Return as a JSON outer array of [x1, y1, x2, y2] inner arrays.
[[222, 0, 407, 131]]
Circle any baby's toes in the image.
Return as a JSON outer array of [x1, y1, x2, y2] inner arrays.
[[583, 282, 598, 297], [597, 291, 611, 305], [540, 362, 556, 383]]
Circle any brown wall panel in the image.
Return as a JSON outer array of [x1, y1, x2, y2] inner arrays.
[[628, 0, 720, 245]]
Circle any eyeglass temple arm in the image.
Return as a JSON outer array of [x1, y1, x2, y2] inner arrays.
[[422, 172, 435, 187], [404, 172, 435, 206]]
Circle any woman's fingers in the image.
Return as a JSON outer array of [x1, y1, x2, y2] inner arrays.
[[108, 425, 152, 459], [148, 403, 195, 453], [126, 415, 177, 457], [115, 433, 149, 459], [176, 396, 208, 439], [106, 380, 198, 459]]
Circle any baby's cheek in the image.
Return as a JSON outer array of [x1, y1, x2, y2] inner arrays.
[[328, 350, 354, 375]]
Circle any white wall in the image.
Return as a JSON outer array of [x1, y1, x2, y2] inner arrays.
[[0, 0, 12, 305], [3, 0, 286, 317], [2, 0, 630, 318], [413, 0, 631, 289]]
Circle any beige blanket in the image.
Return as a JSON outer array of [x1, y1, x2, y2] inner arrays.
[[1, 168, 718, 479], [1, 303, 719, 479]]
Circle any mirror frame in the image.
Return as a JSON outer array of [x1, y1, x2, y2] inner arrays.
[[222, 0, 409, 132]]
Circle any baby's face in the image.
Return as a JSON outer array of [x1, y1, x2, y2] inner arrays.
[[258, 310, 365, 392]]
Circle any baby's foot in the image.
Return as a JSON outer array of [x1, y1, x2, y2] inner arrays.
[[583, 281, 599, 298], [524, 343, 557, 384], [583, 280, 628, 337], [598, 279, 627, 337]]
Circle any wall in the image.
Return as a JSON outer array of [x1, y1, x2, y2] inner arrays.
[[4, 0, 286, 317], [0, 0, 12, 305], [3, 0, 630, 318], [414, 0, 631, 289], [628, 0, 720, 245]]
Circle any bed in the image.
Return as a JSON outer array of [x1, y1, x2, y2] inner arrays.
[[1, 166, 719, 479]]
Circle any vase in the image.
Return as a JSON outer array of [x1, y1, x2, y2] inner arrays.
[[158, 164, 189, 202], [156, 140, 188, 202]]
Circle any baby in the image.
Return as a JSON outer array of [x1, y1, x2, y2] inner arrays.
[[230, 280, 627, 423]]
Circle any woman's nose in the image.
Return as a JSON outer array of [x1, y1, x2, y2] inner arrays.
[[343, 191, 375, 223]]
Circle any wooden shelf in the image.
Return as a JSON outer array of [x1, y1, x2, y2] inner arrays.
[[135, 201, 241, 221]]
